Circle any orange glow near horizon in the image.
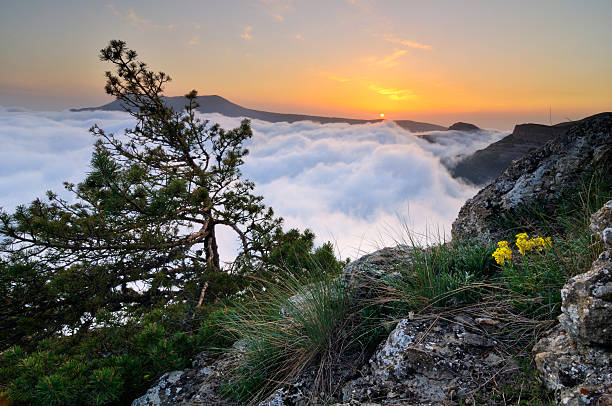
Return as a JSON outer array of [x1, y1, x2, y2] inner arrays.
[[0, 2, 610, 129]]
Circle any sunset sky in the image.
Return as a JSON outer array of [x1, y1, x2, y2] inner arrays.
[[1, 0, 611, 128]]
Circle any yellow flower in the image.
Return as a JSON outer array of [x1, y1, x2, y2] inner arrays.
[[515, 233, 531, 255], [514, 233, 553, 255], [492, 240, 512, 265]]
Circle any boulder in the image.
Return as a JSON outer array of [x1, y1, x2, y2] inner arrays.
[[452, 113, 612, 243], [343, 246, 413, 285], [558, 201, 612, 347], [131, 349, 243, 406], [590, 200, 612, 247], [533, 200, 612, 405], [339, 314, 516, 405], [533, 327, 612, 405], [559, 250, 612, 347], [257, 352, 363, 406]]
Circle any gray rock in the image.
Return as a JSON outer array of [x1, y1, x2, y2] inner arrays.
[[343, 246, 413, 286], [534, 327, 612, 406], [591, 200, 612, 247], [340, 314, 516, 405], [534, 200, 612, 404], [131, 350, 242, 406], [559, 250, 612, 346], [452, 113, 612, 243]]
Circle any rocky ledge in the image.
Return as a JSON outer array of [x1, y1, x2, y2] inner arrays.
[[533, 201, 612, 405], [452, 112, 612, 243]]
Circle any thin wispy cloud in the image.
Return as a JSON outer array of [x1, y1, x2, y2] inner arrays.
[[188, 35, 200, 46], [259, 0, 291, 21], [369, 84, 415, 100], [381, 34, 432, 50], [107, 4, 173, 31], [373, 49, 408, 68], [241, 26, 253, 40], [294, 33, 303, 40], [328, 75, 351, 83]]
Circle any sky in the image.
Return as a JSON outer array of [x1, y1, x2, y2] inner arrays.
[[1, 0, 611, 128]]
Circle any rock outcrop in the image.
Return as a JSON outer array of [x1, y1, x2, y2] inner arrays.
[[452, 112, 612, 243], [131, 347, 244, 406], [338, 314, 516, 405], [533, 201, 612, 405]]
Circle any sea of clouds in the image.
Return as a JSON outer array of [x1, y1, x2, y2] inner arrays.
[[0, 107, 507, 262]]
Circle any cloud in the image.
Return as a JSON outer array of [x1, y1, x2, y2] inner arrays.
[[259, 0, 291, 21], [369, 85, 415, 100], [187, 35, 200, 46], [381, 34, 432, 50], [241, 26, 253, 40], [294, 34, 303, 40], [0, 107, 505, 262], [328, 75, 351, 83], [374, 49, 408, 68], [107, 4, 173, 31]]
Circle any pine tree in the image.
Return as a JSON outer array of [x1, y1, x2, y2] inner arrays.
[[0, 40, 282, 346]]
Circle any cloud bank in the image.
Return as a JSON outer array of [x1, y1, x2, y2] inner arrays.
[[0, 107, 506, 261]]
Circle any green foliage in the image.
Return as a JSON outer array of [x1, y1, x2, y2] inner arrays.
[[390, 240, 496, 310], [387, 173, 609, 320], [0, 40, 283, 353], [220, 267, 353, 403], [240, 227, 348, 284], [0, 304, 233, 405]]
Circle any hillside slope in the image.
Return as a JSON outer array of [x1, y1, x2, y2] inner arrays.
[[449, 119, 585, 185]]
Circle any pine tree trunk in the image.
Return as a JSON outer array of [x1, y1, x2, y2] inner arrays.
[[204, 222, 220, 270]]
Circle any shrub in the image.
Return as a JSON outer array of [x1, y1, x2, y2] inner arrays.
[[220, 267, 353, 403]]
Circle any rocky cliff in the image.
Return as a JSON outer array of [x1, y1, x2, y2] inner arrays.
[[452, 112, 612, 243], [449, 120, 581, 186]]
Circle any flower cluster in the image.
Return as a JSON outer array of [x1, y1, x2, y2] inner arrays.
[[492, 240, 512, 265], [515, 233, 552, 255], [492, 233, 552, 265]]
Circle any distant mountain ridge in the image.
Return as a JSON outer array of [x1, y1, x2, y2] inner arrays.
[[73, 95, 446, 133], [448, 114, 609, 185]]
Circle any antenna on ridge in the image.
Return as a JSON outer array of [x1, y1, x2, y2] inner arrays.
[[549, 106, 552, 126]]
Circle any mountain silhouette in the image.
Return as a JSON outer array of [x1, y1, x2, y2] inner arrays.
[[73, 95, 446, 132]]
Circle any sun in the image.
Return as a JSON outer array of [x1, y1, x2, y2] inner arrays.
[[379, 113, 385, 118]]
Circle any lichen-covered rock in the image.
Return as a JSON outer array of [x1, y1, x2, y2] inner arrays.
[[533, 327, 612, 406], [340, 314, 516, 405], [257, 352, 363, 406], [591, 200, 612, 247], [534, 200, 612, 405], [452, 113, 612, 243], [559, 250, 612, 347], [131, 349, 242, 406], [343, 246, 413, 288]]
